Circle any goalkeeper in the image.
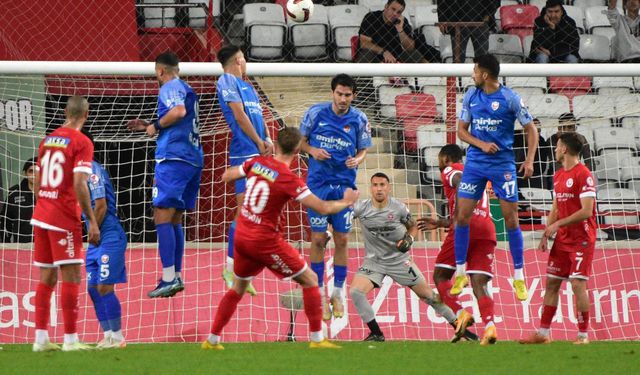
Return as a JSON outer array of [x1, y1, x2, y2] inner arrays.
[[349, 172, 467, 342]]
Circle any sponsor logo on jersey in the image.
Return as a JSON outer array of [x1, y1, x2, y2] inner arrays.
[[270, 254, 293, 275], [101, 254, 110, 264], [43, 136, 70, 148], [318, 121, 328, 127], [459, 182, 478, 194], [250, 162, 279, 182], [472, 118, 502, 132], [309, 217, 328, 227], [314, 134, 352, 151], [38, 190, 59, 199], [566, 178, 574, 188], [491, 101, 500, 111], [65, 231, 74, 258]]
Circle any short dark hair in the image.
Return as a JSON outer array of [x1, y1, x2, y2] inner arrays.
[[217, 45, 242, 67], [386, 0, 405, 8], [558, 132, 583, 156], [23, 157, 36, 173], [370, 172, 390, 182], [331, 73, 357, 93], [473, 54, 500, 79], [277, 127, 301, 155], [155, 51, 180, 67], [545, 0, 564, 9], [558, 112, 577, 124], [439, 144, 464, 163]]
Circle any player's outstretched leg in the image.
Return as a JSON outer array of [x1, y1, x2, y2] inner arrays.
[[331, 232, 349, 319], [222, 220, 236, 289], [350, 276, 384, 342], [411, 279, 468, 339], [502, 200, 527, 301], [173, 223, 185, 292], [33, 273, 60, 352], [310, 231, 331, 320], [149, 220, 181, 298], [202, 280, 248, 350], [470, 274, 497, 346], [519, 277, 562, 344]]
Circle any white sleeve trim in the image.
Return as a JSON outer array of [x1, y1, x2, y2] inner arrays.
[[238, 165, 247, 177], [73, 166, 93, 175], [448, 170, 462, 187], [295, 189, 312, 201], [579, 191, 596, 199]]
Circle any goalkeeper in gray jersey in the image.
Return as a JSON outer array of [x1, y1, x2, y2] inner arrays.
[[349, 172, 468, 342]]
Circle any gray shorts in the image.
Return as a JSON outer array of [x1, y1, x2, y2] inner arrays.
[[356, 258, 426, 288]]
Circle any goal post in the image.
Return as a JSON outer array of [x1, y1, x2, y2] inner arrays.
[[1, 62, 639, 343]]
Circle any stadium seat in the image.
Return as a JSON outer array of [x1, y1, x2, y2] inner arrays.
[[592, 27, 616, 43], [359, 0, 386, 11], [328, 4, 369, 61], [620, 156, 640, 182], [634, 77, 640, 91], [396, 93, 438, 153], [592, 77, 634, 95], [579, 34, 611, 62], [598, 187, 639, 200], [416, 124, 447, 150], [593, 154, 621, 183], [378, 85, 412, 118], [522, 34, 533, 57], [143, 0, 176, 28], [413, 5, 439, 31], [243, 3, 287, 61], [188, 0, 217, 28], [439, 34, 475, 63], [563, 6, 586, 34], [615, 94, 640, 119], [417, 77, 448, 116], [520, 187, 553, 211], [593, 127, 637, 153], [628, 180, 640, 198], [500, 5, 538, 42], [548, 76, 592, 101], [421, 146, 442, 167], [597, 186, 640, 225], [573, 0, 607, 10], [573, 94, 615, 120], [488, 34, 524, 63], [421, 25, 443, 49], [289, 4, 329, 60], [526, 94, 571, 119], [584, 6, 611, 32]]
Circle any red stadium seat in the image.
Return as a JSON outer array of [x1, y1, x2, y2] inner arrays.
[[507, 28, 534, 44], [549, 77, 592, 104], [500, 5, 539, 31], [351, 35, 359, 61], [395, 93, 437, 153]]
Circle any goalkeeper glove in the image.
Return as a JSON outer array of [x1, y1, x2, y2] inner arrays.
[[396, 234, 414, 253]]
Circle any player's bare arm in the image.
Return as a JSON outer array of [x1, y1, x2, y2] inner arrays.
[[457, 120, 499, 154], [397, 216, 418, 253], [221, 166, 243, 183], [300, 136, 331, 161], [359, 34, 397, 63], [519, 122, 539, 179], [544, 197, 595, 239], [346, 148, 367, 169], [74, 171, 100, 245], [127, 105, 187, 137], [417, 216, 451, 231], [538, 198, 559, 252], [395, 17, 416, 52], [229, 101, 270, 155], [93, 197, 107, 227], [300, 188, 359, 215]]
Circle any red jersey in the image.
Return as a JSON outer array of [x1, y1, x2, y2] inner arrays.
[[31, 127, 93, 232], [552, 163, 597, 247], [236, 156, 311, 240], [442, 162, 496, 241]]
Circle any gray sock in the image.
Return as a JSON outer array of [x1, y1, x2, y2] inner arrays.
[[350, 289, 375, 323], [423, 296, 457, 324]]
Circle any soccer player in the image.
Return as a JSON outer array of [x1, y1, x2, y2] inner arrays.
[[520, 132, 596, 345], [216, 44, 272, 296], [82, 131, 128, 349], [127, 51, 203, 298], [453, 54, 538, 301], [31, 96, 100, 352], [418, 144, 498, 345], [349, 172, 466, 342], [300, 73, 371, 319], [202, 127, 356, 350]]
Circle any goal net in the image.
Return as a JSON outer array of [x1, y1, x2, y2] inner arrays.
[[1, 62, 639, 343]]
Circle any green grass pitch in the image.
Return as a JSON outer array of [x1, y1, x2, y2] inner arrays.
[[2, 341, 638, 374]]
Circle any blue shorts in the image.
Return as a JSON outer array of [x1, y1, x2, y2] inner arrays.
[[458, 163, 518, 202], [230, 156, 256, 195], [86, 231, 127, 286], [153, 160, 202, 210], [307, 184, 354, 233]]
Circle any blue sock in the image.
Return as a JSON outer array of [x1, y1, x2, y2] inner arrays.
[[228, 221, 236, 259], [88, 287, 110, 332], [507, 227, 524, 270], [334, 265, 347, 288], [310, 262, 325, 288], [454, 224, 470, 265], [156, 223, 176, 269], [173, 224, 184, 274], [102, 291, 122, 332]]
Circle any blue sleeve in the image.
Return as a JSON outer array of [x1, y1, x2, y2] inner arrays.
[[509, 92, 533, 127], [88, 164, 106, 203], [159, 80, 186, 110], [356, 112, 372, 150], [299, 106, 316, 137], [217, 73, 242, 104], [458, 89, 473, 123]]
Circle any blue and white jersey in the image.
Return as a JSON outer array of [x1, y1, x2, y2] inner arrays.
[[459, 85, 533, 167], [156, 78, 203, 167], [217, 73, 268, 159], [85, 161, 125, 246], [300, 102, 371, 189]]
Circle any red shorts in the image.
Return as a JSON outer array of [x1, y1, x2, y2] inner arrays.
[[33, 226, 84, 267], [234, 236, 307, 280], [435, 233, 496, 277], [547, 242, 595, 280]]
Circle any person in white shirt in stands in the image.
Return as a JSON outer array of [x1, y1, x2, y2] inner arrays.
[[607, 0, 640, 63]]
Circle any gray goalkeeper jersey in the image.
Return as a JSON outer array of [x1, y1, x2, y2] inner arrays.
[[353, 197, 413, 265]]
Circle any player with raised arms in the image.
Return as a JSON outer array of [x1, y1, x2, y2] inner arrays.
[[300, 73, 371, 319], [202, 127, 357, 350], [127, 51, 203, 298], [31, 96, 100, 352], [419, 144, 498, 345], [349, 172, 468, 342], [217, 44, 273, 296], [520, 132, 596, 345], [82, 131, 128, 349], [453, 54, 538, 301]]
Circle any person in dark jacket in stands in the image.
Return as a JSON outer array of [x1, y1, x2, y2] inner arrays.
[[2, 157, 36, 242], [514, 118, 553, 189], [530, 0, 580, 63], [546, 113, 595, 187]]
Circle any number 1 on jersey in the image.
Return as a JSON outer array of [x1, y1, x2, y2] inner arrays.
[[501, 180, 516, 197]]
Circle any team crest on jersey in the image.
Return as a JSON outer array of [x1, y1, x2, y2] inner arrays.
[[587, 177, 594, 186], [387, 213, 394, 221], [90, 173, 100, 185], [504, 172, 512, 181], [566, 178, 574, 188], [491, 101, 500, 111], [58, 238, 67, 246], [250, 162, 279, 182], [44, 136, 70, 148], [101, 254, 110, 263], [343, 125, 351, 133]]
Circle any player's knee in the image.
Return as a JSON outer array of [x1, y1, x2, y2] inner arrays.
[[332, 233, 348, 249], [570, 279, 586, 293], [39, 269, 58, 287], [350, 288, 366, 301], [295, 269, 318, 288], [433, 268, 451, 285]]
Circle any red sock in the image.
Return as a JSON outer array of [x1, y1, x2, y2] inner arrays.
[[540, 304, 557, 329], [303, 287, 322, 333], [211, 289, 242, 335], [577, 310, 590, 334], [35, 283, 54, 330], [477, 295, 494, 326], [436, 280, 463, 314], [60, 282, 80, 334]]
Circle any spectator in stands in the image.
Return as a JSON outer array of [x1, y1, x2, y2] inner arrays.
[[530, 0, 580, 63], [607, 0, 640, 63], [1, 157, 36, 242], [514, 118, 553, 189], [357, 0, 440, 63], [437, 0, 500, 62], [546, 113, 594, 186]]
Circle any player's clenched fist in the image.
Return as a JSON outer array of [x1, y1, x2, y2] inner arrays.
[[396, 233, 414, 253]]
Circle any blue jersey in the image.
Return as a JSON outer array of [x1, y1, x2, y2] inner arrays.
[[459, 85, 533, 168], [300, 102, 371, 188], [85, 161, 125, 245], [156, 78, 203, 167], [217, 73, 268, 159]]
